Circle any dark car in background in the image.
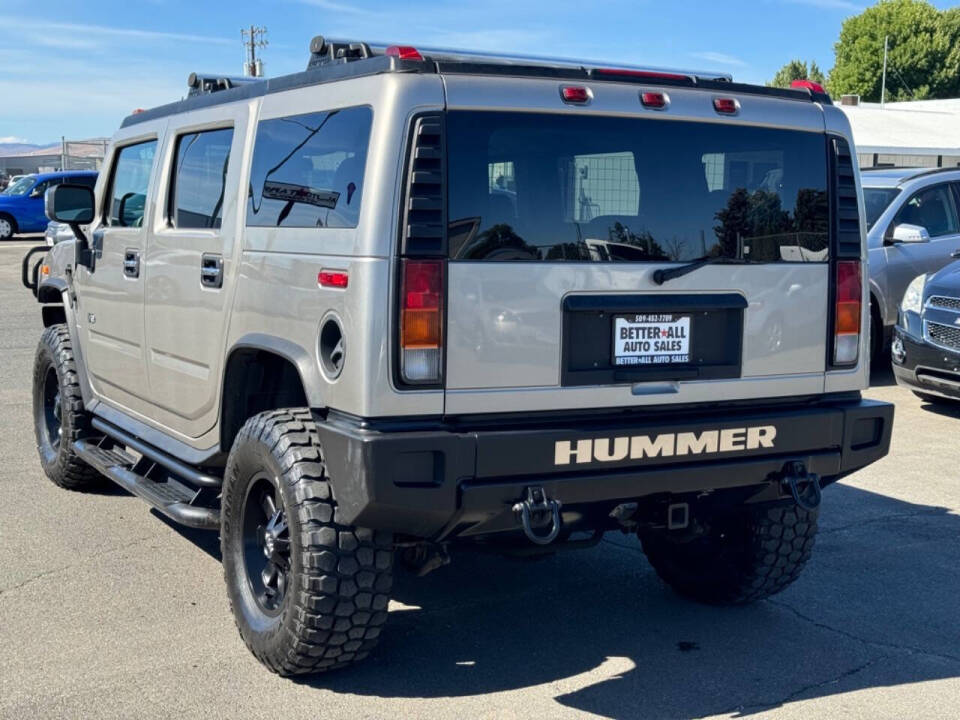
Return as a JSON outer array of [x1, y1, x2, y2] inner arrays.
[[892, 259, 960, 403], [0, 170, 97, 239]]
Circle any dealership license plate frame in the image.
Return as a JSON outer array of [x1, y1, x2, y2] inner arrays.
[[561, 293, 747, 386], [612, 312, 693, 367]]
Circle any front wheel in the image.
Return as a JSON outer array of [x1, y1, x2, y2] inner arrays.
[[32, 324, 101, 489], [640, 504, 818, 604], [221, 409, 393, 675], [0, 214, 15, 240]]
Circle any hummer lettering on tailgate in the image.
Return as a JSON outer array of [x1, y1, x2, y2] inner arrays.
[[554, 425, 778, 465]]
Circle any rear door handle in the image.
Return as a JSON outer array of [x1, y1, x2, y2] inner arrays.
[[123, 248, 140, 278], [201, 253, 223, 288]]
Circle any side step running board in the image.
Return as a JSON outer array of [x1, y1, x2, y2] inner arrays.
[[74, 439, 220, 530]]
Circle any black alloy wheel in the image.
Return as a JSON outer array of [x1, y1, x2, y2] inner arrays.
[[241, 474, 291, 615]]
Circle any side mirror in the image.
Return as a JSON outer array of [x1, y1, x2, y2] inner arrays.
[[45, 184, 95, 270], [890, 223, 930, 244], [46, 184, 95, 224]]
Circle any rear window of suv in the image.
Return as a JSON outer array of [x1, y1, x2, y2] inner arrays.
[[447, 112, 829, 262]]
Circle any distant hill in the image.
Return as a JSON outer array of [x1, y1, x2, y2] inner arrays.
[[0, 141, 107, 158], [0, 142, 58, 157]]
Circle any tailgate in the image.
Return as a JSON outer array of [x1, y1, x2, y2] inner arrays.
[[438, 88, 843, 415]]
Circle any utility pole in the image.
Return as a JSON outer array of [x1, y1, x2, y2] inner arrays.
[[241, 25, 268, 77], [880, 35, 889, 108]]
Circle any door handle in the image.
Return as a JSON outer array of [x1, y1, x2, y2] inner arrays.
[[951, 249, 960, 259], [123, 249, 140, 278], [201, 253, 223, 288]]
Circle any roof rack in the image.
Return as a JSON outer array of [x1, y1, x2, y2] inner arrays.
[[895, 166, 960, 184], [305, 35, 733, 83], [187, 72, 262, 97], [123, 34, 829, 128]]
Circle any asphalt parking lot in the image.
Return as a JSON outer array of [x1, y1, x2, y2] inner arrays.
[[1, 239, 958, 720]]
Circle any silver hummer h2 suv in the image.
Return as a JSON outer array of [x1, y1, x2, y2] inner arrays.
[[27, 37, 893, 675]]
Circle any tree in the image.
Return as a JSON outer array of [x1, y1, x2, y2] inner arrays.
[[768, 60, 826, 88], [828, 0, 960, 101]]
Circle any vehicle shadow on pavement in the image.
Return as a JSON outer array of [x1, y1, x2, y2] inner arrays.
[[917, 399, 960, 420], [279, 483, 960, 718]]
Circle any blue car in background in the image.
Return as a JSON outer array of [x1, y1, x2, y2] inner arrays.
[[0, 170, 97, 240]]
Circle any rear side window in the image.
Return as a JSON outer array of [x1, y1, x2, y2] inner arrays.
[[892, 184, 959, 238], [170, 128, 234, 229], [863, 187, 900, 230], [247, 106, 372, 229], [447, 112, 829, 262], [106, 140, 157, 227]]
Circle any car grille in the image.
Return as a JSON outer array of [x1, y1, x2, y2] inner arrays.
[[926, 321, 960, 351], [928, 296, 960, 312]]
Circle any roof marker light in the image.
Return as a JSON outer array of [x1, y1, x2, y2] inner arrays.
[[640, 91, 668, 109], [385, 45, 424, 61], [713, 97, 739, 115], [791, 79, 826, 94], [560, 86, 591, 104]]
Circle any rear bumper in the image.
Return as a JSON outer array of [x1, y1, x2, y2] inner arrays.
[[315, 397, 893, 540]]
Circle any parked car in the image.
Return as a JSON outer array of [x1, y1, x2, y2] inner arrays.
[[0, 170, 97, 239], [30, 41, 892, 675], [892, 258, 960, 403], [44, 220, 75, 246], [861, 166, 960, 360]]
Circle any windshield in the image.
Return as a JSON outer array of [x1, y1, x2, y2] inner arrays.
[[862, 187, 901, 230], [446, 112, 830, 262], [2, 175, 36, 196]]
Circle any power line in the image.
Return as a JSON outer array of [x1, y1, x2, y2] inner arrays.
[[241, 25, 268, 77]]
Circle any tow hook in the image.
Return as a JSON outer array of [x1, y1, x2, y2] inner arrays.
[[512, 486, 562, 545], [781, 461, 822, 512]]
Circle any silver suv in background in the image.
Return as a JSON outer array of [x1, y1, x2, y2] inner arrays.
[[862, 167, 960, 359]]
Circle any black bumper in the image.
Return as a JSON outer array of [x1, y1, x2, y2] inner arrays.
[[892, 326, 960, 400], [315, 397, 894, 540]]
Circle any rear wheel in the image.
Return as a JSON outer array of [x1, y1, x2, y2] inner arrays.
[[221, 408, 393, 675], [640, 504, 818, 604], [32, 324, 100, 489]]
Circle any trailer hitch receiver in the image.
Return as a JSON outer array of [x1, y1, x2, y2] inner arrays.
[[512, 486, 562, 545]]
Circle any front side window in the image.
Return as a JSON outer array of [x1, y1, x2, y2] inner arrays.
[[107, 140, 157, 227], [247, 106, 372, 228], [892, 184, 959, 238], [170, 128, 234, 229], [447, 112, 829, 262]]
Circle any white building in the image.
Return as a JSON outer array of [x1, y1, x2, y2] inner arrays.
[[838, 97, 960, 169]]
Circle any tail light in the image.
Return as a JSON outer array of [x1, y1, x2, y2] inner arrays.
[[400, 259, 443, 383], [833, 260, 862, 365]]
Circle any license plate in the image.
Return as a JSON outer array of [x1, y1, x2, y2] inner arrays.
[[613, 313, 691, 366]]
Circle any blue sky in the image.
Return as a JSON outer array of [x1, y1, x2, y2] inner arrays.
[[0, 0, 954, 144]]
